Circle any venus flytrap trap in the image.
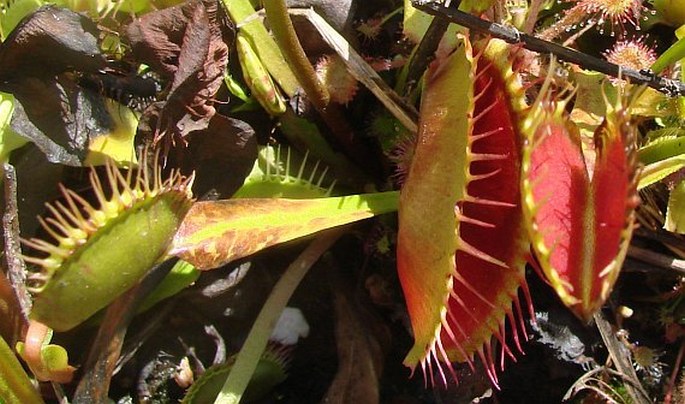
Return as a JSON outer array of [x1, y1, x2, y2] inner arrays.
[[397, 36, 531, 387], [23, 151, 194, 331], [233, 145, 336, 199], [521, 77, 639, 321], [8, 0, 685, 401]]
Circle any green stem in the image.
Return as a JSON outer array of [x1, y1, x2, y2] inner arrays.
[[213, 228, 343, 404], [263, 0, 330, 108], [222, 0, 299, 96], [0, 335, 44, 404]]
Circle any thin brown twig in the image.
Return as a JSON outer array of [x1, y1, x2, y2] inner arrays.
[[628, 245, 685, 274], [593, 312, 651, 404], [664, 338, 685, 404], [263, 0, 380, 173], [72, 258, 177, 403], [412, 0, 685, 97]]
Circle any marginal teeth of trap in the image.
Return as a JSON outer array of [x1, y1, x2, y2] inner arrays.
[[65, 227, 89, 241], [119, 189, 135, 207], [458, 238, 509, 268], [470, 152, 508, 162], [102, 200, 122, 218], [464, 195, 516, 208]]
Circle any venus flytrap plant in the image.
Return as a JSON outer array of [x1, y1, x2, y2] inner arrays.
[[397, 36, 531, 387], [233, 145, 335, 199], [521, 77, 639, 321], [23, 151, 194, 331], [14, 140, 399, 402]]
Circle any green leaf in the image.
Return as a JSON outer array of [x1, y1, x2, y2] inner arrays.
[[651, 35, 685, 74], [638, 154, 685, 189], [222, 0, 299, 96], [0, 335, 44, 404], [84, 100, 138, 166], [0, 92, 27, 164], [137, 260, 200, 313], [638, 135, 685, 165], [170, 192, 399, 270]]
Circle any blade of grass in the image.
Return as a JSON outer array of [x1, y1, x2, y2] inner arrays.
[[212, 227, 344, 404], [593, 312, 650, 404]]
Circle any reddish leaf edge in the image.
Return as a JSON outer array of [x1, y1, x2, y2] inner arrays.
[[521, 73, 640, 322], [397, 38, 533, 389]]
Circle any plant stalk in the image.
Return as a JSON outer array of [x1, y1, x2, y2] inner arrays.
[[262, 0, 380, 174], [213, 227, 344, 404], [412, 0, 685, 97], [263, 0, 330, 108]]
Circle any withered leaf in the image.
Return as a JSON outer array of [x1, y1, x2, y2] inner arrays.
[[0, 5, 105, 84], [171, 115, 257, 199], [126, 0, 233, 143], [0, 6, 120, 165], [323, 279, 384, 404], [9, 76, 114, 165]]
